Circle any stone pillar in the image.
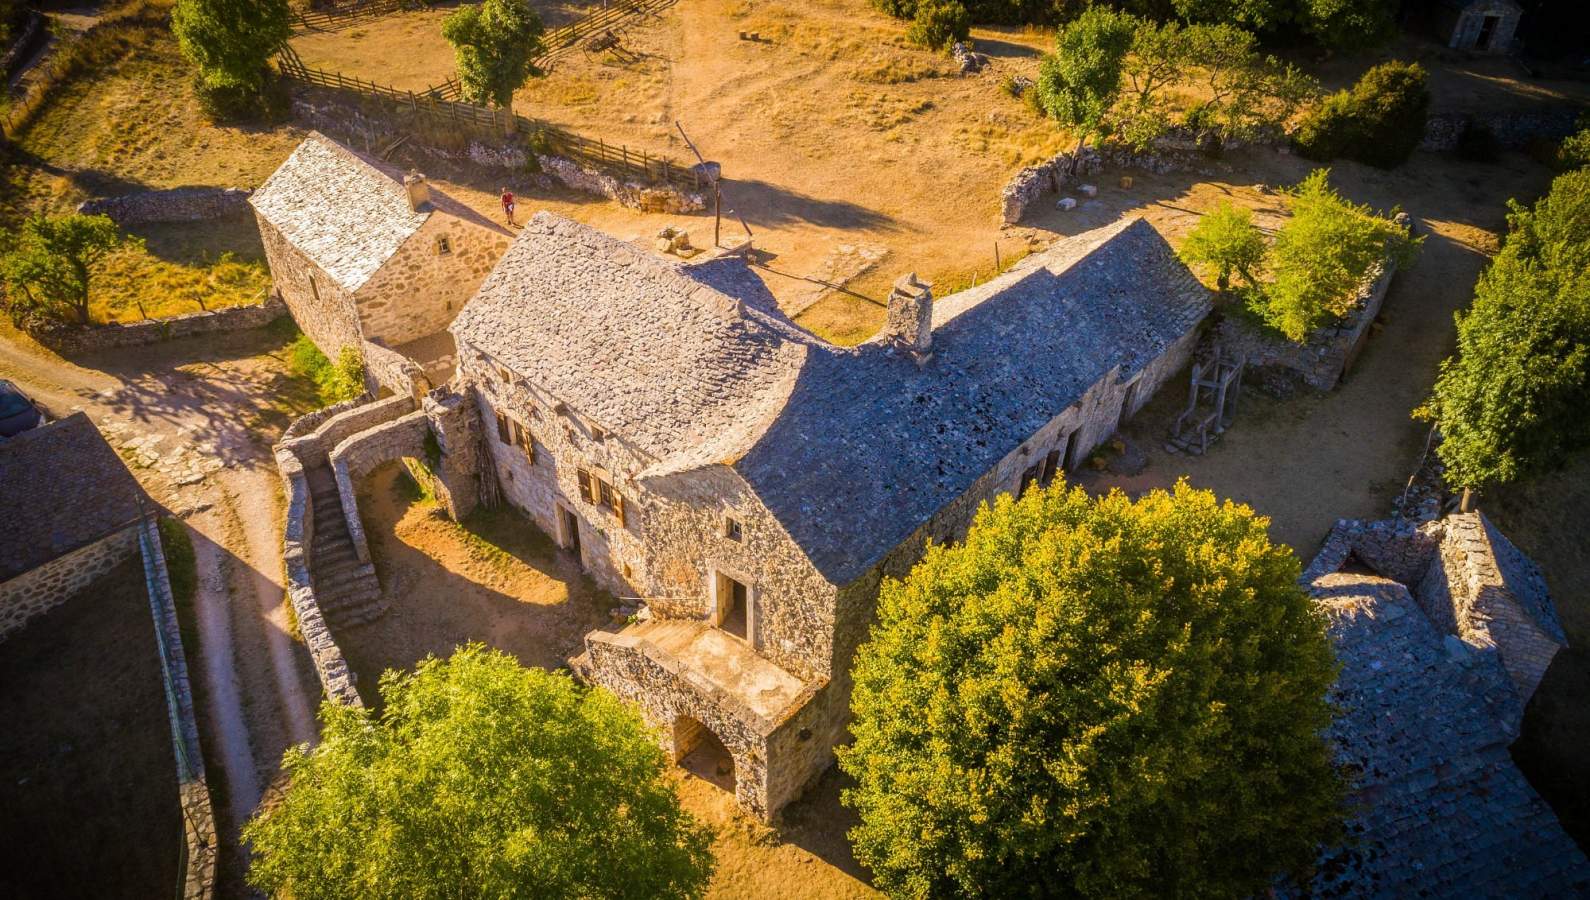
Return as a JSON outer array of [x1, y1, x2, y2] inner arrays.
[[882, 273, 933, 357], [423, 390, 481, 521]]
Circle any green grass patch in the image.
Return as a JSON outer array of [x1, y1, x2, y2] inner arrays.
[[286, 333, 366, 406], [92, 248, 270, 323], [157, 516, 197, 611]]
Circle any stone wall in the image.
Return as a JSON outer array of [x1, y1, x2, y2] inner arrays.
[[256, 211, 365, 363], [1, 10, 46, 80], [360, 339, 429, 400], [422, 389, 482, 521], [135, 516, 216, 900], [0, 527, 139, 641], [1000, 141, 1234, 225], [353, 212, 511, 348], [1215, 256, 1400, 393], [1420, 107, 1581, 152], [329, 408, 431, 564], [30, 296, 287, 355], [77, 187, 252, 226]]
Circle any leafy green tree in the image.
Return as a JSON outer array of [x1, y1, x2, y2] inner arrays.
[[1035, 6, 1136, 162], [907, 0, 971, 50], [171, 0, 291, 114], [1258, 169, 1419, 341], [0, 213, 138, 325], [839, 481, 1344, 898], [1420, 169, 1590, 488], [244, 645, 715, 899], [444, 0, 545, 130], [1295, 61, 1430, 169], [1179, 200, 1266, 292], [1557, 120, 1590, 170], [1173, 0, 1290, 34], [1300, 0, 1398, 53]]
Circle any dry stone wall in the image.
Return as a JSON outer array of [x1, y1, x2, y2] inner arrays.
[[329, 408, 431, 564], [353, 214, 511, 348], [0, 527, 138, 641], [1420, 107, 1581, 152], [30, 296, 287, 355], [256, 211, 365, 362], [77, 187, 251, 225]]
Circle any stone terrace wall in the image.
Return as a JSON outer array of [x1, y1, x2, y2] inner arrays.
[[136, 516, 216, 900], [1215, 255, 1400, 393], [31, 296, 287, 355], [1421, 107, 1581, 152], [1000, 141, 1236, 225], [0, 526, 138, 641], [77, 187, 252, 226]]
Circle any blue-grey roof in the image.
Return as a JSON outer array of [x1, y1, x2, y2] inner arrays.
[[733, 217, 1210, 584]]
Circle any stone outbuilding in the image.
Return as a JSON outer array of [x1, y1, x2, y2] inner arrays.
[[447, 211, 1211, 819], [1435, 0, 1522, 53], [1300, 513, 1588, 895], [250, 132, 512, 384], [0, 413, 146, 640]]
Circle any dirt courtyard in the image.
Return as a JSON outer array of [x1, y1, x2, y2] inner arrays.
[[341, 463, 879, 896], [0, 558, 181, 899]]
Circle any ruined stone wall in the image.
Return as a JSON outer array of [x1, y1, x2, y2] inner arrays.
[[422, 390, 482, 521], [255, 211, 365, 362], [31, 296, 287, 355], [353, 214, 511, 348], [77, 187, 251, 226], [1420, 107, 1580, 152], [460, 345, 839, 681], [0, 527, 138, 641]]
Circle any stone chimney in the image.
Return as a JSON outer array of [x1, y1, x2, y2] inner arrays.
[[881, 273, 933, 358], [403, 170, 431, 213]]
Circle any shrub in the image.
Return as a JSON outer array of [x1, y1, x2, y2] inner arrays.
[[1179, 200, 1266, 292], [839, 480, 1344, 898], [244, 645, 715, 898], [870, 0, 918, 17], [286, 335, 366, 405], [1295, 61, 1429, 169], [907, 0, 970, 50], [1558, 119, 1590, 170], [171, 0, 292, 120], [191, 70, 291, 123]]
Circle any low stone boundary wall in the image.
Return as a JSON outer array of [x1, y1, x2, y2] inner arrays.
[[31, 296, 287, 355], [1, 10, 46, 79], [137, 515, 217, 900], [1421, 107, 1581, 152], [0, 526, 139, 642], [76, 187, 252, 226], [1215, 249, 1401, 394], [278, 392, 413, 464], [361, 339, 429, 400]]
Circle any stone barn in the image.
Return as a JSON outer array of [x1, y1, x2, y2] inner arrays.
[[1436, 0, 1522, 53], [250, 132, 512, 383], [447, 211, 1211, 820], [0, 413, 145, 641]]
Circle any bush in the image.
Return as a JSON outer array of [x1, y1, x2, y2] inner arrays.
[[839, 481, 1344, 897], [1179, 200, 1266, 292], [286, 335, 366, 405], [1294, 61, 1429, 169], [192, 70, 290, 123], [1558, 119, 1590, 170], [907, 0, 970, 50]]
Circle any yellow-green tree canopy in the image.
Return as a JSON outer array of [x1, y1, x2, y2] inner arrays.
[[244, 645, 715, 899], [839, 481, 1344, 898]]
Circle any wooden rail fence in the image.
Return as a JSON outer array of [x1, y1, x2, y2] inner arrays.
[[534, 0, 678, 69], [276, 49, 701, 191]]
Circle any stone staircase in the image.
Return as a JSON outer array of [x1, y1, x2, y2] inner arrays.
[[305, 463, 386, 628]]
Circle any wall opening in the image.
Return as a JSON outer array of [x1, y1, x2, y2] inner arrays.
[[715, 571, 750, 641], [1476, 14, 1499, 48], [674, 716, 735, 793], [557, 505, 583, 568]]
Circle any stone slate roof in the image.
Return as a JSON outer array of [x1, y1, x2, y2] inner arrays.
[[1477, 512, 1568, 645], [250, 132, 501, 293], [733, 217, 1210, 583], [0, 413, 144, 581], [450, 212, 811, 460], [1306, 573, 1590, 897]]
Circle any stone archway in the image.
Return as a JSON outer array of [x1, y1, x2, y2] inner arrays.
[[673, 715, 736, 793]]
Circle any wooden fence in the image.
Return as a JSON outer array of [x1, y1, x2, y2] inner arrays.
[[292, 0, 405, 33], [535, 0, 678, 69], [276, 50, 701, 191]]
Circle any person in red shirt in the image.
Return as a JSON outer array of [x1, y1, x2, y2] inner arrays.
[[500, 187, 516, 226]]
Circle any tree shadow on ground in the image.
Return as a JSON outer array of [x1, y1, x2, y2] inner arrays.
[[774, 764, 874, 884]]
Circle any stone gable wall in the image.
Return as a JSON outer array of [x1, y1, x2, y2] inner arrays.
[[460, 344, 839, 682], [256, 211, 365, 362], [0, 526, 138, 641], [353, 213, 510, 348]]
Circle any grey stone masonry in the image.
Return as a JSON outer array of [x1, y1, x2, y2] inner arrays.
[[77, 187, 251, 226], [32, 295, 286, 355], [0, 527, 138, 642]]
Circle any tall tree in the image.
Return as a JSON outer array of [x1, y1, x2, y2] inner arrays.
[[1035, 6, 1136, 163], [840, 481, 1344, 898], [0, 213, 138, 325], [1420, 169, 1590, 489], [171, 0, 291, 105], [244, 645, 715, 899], [443, 0, 545, 132], [1179, 200, 1266, 292]]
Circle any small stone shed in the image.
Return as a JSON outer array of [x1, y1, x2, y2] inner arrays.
[[449, 212, 1211, 820], [0, 413, 145, 641], [250, 132, 512, 380], [1300, 513, 1588, 894], [1436, 0, 1522, 53]]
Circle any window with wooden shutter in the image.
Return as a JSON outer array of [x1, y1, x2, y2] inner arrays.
[[495, 412, 510, 444], [612, 491, 626, 527], [577, 470, 594, 504], [513, 421, 535, 465]]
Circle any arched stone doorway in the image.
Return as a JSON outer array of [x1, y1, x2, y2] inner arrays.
[[673, 715, 735, 793]]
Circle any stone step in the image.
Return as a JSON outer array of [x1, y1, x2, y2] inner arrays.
[[315, 561, 377, 590], [322, 580, 382, 606], [312, 543, 359, 569]]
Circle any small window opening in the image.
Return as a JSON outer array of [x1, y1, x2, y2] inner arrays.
[[591, 425, 606, 443], [724, 516, 744, 542], [621, 562, 633, 580], [436, 235, 453, 255]]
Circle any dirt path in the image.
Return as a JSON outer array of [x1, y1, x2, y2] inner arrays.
[[188, 523, 263, 825]]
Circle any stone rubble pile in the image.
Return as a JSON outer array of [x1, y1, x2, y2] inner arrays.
[[951, 42, 989, 75]]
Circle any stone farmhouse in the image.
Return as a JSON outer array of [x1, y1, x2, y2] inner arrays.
[[0, 413, 146, 641], [1300, 512, 1588, 893], [250, 132, 512, 385], [447, 211, 1211, 818]]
